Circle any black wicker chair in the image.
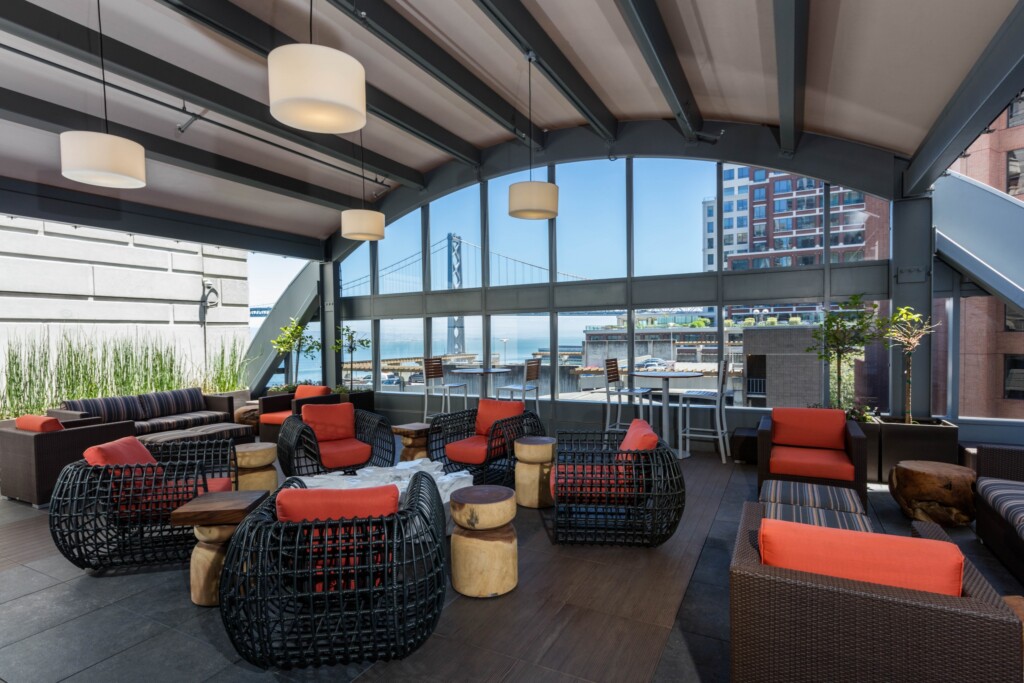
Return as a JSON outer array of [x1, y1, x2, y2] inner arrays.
[[219, 472, 447, 669], [427, 407, 545, 485], [551, 431, 685, 547], [277, 411, 395, 478], [49, 439, 237, 570]]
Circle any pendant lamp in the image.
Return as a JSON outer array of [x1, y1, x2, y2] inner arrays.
[[341, 130, 385, 240], [268, 0, 366, 134], [509, 52, 557, 219], [60, 0, 146, 189]]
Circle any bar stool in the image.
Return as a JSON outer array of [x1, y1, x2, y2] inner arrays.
[[604, 358, 653, 431], [496, 358, 541, 414], [423, 357, 468, 421], [676, 360, 731, 463]]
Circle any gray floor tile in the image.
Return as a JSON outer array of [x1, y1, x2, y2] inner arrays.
[[175, 609, 240, 663], [0, 604, 166, 682], [653, 628, 729, 683], [202, 662, 282, 682], [23, 553, 87, 581], [0, 580, 115, 648], [66, 627, 236, 683], [0, 501, 46, 525], [0, 565, 60, 605], [675, 580, 730, 642], [115, 571, 202, 627], [689, 545, 731, 588]]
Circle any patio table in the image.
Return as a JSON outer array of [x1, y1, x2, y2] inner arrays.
[[451, 367, 510, 400], [633, 370, 702, 458]]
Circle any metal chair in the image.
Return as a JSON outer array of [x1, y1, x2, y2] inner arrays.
[[676, 360, 732, 462], [422, 357, 467, 421], [604, 358, 652, 431], [496, 358, 542, 414]]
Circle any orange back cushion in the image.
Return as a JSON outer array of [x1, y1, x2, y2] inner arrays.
[[301, 402, 355, 442], [759, 518, 964, 596], [475, 399, 525, 436], [15, 415, 64, 433], [294, 384, 332, 400], [619, 419, 658, 452], [772, 407, 846, 450], [83, 436, 157, 466], [276, 485, 400, 522]]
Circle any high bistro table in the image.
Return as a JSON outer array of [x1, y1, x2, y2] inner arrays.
[[632, 371, 703, 458], [451, 367, 511, 401]]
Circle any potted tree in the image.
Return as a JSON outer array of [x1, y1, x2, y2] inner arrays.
[[877, 306, 958, 476], [269, 318, 321, 387], [332, 325, 374, 411]]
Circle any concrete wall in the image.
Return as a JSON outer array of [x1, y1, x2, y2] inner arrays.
[[0, 214, 249, 371]]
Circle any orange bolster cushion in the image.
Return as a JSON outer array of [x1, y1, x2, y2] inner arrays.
[[302, 402, 356, 442], [759, 518, 964, 596], [83, 436, 158, 466], [619, 418, 658, 453], [475, 399, 524, 436], [15, 415, 64, 432], [294, 384, 332, 399], [276, 485, 400, 522], [772, 407, 847, 450]]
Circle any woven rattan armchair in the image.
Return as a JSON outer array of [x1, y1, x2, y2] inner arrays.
[[976, 443, 1024, 584], [730, 502, 1023, 683], [551, 431, 685, 546], [219, 472, 447, 669], [49, 439, 237, 570], [277, 411, 395, 478], [427, 408, 544, 485]]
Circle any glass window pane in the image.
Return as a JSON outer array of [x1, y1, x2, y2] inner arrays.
[[490, 314, 551, 400], [830, 187, 890, 262], [959, 296, 1024, 418], [557, 310, 627, 402], [556, 160, 626, 281], [379, 318, 424, 393], [633, 308, 722, 408], [1010, 149, 1023, 197], [338, 319, 373, 390], [339, 243, 370, 297], [430, 186, 481, 291], [429, 315, 483, 397], [488, 171, 549, 286], [634, 159, 716, 277], [377, 210, 422, 294]]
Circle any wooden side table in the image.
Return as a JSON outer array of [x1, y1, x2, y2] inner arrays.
[[392, 422, 431, 461], [889, 460, 977, 526], [514, 436, 556, 508], [170, 490, 267, 606], [450, 485, 517, 597], [235, 442, 278, 492]]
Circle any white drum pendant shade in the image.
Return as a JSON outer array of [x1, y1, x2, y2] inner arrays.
[[268, 44, 366, 134], [508, 180, 558, 219], [341, 208, 385, 241], [59, 131, 146, 189]]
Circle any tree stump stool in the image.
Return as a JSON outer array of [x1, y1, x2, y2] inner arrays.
[[514, 436, 556, 508], [450, 485, 517, 597], [235, 442, 279, 493], [233, 405, 259, 428], [392, 422, 431, 462], [889, 460, 977, 526]]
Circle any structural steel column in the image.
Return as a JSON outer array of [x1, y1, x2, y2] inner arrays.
[[890, 197, 933, 418], [320, 260, 340, 387]]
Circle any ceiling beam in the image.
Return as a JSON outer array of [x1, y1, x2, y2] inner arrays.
[[773, 0, 809, 156], [473, 0, 618, 142], [0, 88, 362, 213], [154, 0, 481, 166], [0, 0, 425, 189], [614, 0, 705, 143], [903, 0, 1024, 197], [325, 0, 545, 149]]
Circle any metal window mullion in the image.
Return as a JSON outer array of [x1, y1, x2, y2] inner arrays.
[[715, 162, 724, 366], [822, 182, 832, 406], [371, 318, 381, 391], [626, 157, 636, 390], [548, 163, 558, 404], [422, 202, 431, 293], [481, 180, 490, 289], [947, 276, 961, 420]]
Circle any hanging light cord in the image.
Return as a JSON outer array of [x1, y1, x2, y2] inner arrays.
[[309, 0, 314, 44], [96, 0, 109, 134], [360, 129, 367, 209], [527, 52, 533, 181]]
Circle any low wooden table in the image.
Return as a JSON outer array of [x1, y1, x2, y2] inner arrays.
[[392, 422, 431, 461], [889, 460, 977, 526], [514, 436, 556, 509], [170, 490, 267, 606], [450, 485, 517, 597], [234, 442, 279, 492], [234, 405, 259, 428]]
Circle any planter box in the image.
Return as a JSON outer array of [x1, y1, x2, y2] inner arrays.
[[342, 390, 375, 412], [211, 389, 250, 413], [860, 419, 882, 483], [878, 418, 959, 482]]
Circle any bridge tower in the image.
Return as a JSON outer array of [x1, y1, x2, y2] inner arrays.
[[446, 233, 465, 354]]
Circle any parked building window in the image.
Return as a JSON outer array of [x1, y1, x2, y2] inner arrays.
[[707, 238, 714, 248], [736, 199, 748, 211], [736, 216, 748, 228], [774, 179, 792, 193], [738, 167, 750, 179], [775, 256, 793, 267], [775, 217, 793, 231], [753, 187, 766, 202], [1009, 92, 1024, 128], [753, 169, 767, 181], [723, 201, 734, 212], [724, 218, 734, 229], [723, 168, 735, 180], [753, 204, 766, 219], [774, 199, 793, 213], [1009, 149, 1023, 196], [1007, 356, 1024, 399], [707, 222, 714, 233], [752, 257, 769, 269], [732, 259, 749, 270], [707, 254, 714, 265]]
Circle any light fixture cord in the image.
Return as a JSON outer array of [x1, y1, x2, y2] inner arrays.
[[360, 129, 366, 209], [309, 0, 314, 44], [97, 0, 108, 134], [527, 53, 533, 181]]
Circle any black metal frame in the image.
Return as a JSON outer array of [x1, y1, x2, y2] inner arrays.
[[48, 439, 237, 570], [551, 431, 685, 547], [427, 408, 545, 485], [276, 411, 395, 478], [219, 472, 447, 669]]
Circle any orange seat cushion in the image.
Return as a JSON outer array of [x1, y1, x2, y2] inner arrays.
[[550, 461, 641, 503], [446, 435, 489, 465], [206, 477, 233, 493], [619, 418, 658, 452], [302, 402, 356, 441], [84, 436, 157, 466], [15, 415, 64, 432], [294, 384, 332, 400], [772, 407, 846, 450], [276, 485, 400, 522], [259, 410, 292, 425], [319, 438, 372, 469], [759, 517, 964, 596], [475, 399, 524, 436], [770, 445, 854, 481]]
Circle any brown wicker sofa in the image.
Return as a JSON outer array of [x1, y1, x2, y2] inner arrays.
[[47, 388, 235, 437], [976, 443, 1024, 585], [730, 502, 1023, 683], [0, 417, 134, 506]]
